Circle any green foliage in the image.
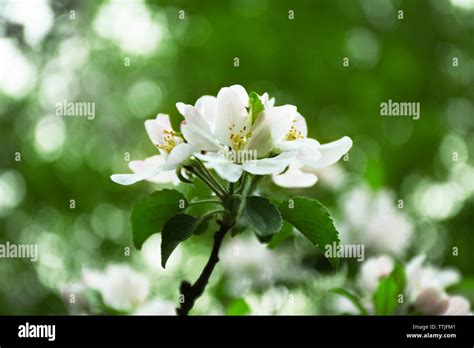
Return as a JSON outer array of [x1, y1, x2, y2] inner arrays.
[[268, 221, 294, 249], [131, 189, 187, 249], [241, 196, 282, 239], [278, 197, 340, 269], [373, 263, 406, 315], [161, 213, 197, 268], [248, 91, 265, 125], [226, 298, 251, 315], [192, 214, 217, 236]]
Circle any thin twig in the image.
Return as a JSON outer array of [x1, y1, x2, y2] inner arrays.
[[176, 222, 230, 316]]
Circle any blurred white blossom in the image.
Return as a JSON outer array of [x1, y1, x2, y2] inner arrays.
[[82, 264, 150, 312], [338, 184, 413, 256], [352, 255, 471, 315], [134, 298, 176, 315]]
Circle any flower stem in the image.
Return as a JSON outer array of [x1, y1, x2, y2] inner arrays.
[[199, 209, 226, 220], [176, 221, 230, 316], [185, 165, 226, 199], [194, 159, 228, 196], [187, 199, 224, 207]]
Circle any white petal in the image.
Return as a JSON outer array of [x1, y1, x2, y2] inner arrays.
[[181, 121, 221, 151], [134, 299, 176, 315], [85, 265, 150, 311], [129, 155, 165, 171], [305, 136, 352, 169], [195, 95, 217, 127], [415, 287, 449, 315], [292, 112, 307, 138], [215, 86, 250, 147], [163, 143, 195, 171], [272, 168, 318, 188], [176, 103, 221, 151], [229, 84, 249, 107], [445, 296, 471, 315], [111, 158, 164, 186], [260, 93, 275, 108], [278, 138, 321, 165], [129, 156, 179, 185], [144, 113, 172, 146], [246, 105, 296, 157], [194, 152, 243, 182], [243, 151, 297, 175]]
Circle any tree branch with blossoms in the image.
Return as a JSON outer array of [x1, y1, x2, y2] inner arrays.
[[111, 84, 352, 315]]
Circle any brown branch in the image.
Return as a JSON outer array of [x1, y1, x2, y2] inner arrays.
[[176, 222, 230, 316]]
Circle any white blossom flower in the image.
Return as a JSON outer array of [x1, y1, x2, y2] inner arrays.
[[82, 264, 150, 312], [414, 287, 450, 315], [134, 298, 176, 315], [338, 184, 413, 256], [405, 255, 460, 301], [111, 114, 195, 185], [111, 85, 351, 185], [413, 288, 471, 315], [220, 237, 280, 295], [271, 111, 352, 188], [176, 84, 352, 183]]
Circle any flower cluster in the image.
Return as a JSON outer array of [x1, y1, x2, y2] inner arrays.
[[111, 84, 352, 187]]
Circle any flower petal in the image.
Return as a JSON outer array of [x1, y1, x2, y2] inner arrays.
[[111, 158, 164, 186], [229, 84, 249, 107], [144, 113, 172, 146], [272, 168, 318, 188], [445, 295, 471, 315], [176, 103, 221, 151], [292, 112, 307, 138], [304, 136, 352, 169], [278, 138, 321, 165], [129, 156, 179, 185], [415, 287, 450, 315], [245, 105, 297, 157], [195, 95, 217, 127], [194, 152, 243, 182], [260, 92, 275, 108], [215, 86, 250, 147], [243, 151, 297, 175], [163, 143, 195, 171]]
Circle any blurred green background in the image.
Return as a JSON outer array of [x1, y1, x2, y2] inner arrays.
[[0, 0, 473, 314]]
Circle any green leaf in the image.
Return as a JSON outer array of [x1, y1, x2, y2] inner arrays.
[[373, 263, 406, 315], [227, 298, 251, 315], [373, 277, 398, 315], [268, 221, 294, 249], [249, 91, 264, 125], [241, 196, 282, 239], [161, 214, 197, 268], [390, 262, 406, 294], [131, 189, 186, 249], [332, 288, 369, 315], [278, 197, 340, 269], [193, 214, 218, 236]]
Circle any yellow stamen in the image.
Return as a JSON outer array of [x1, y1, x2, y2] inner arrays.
[[157, 130, 178, 153], [285, 125, 303, 141]]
